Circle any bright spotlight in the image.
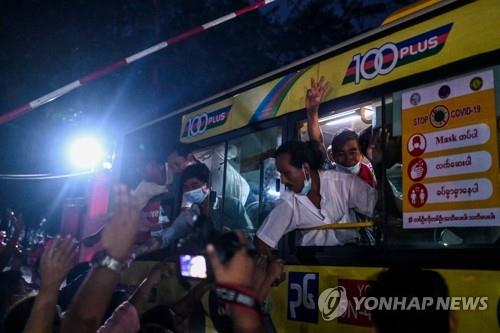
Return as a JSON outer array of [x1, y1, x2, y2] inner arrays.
[[69, 137, 103, 170]]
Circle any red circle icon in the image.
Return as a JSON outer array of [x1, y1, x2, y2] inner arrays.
[[408, 158, 427, 182], [430, 105, 449, 128], [408, 183, 428, 208], [407, 133, 427, 157]]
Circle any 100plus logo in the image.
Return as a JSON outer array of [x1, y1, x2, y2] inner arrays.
[[343, 23, 453, 85], [182, 105, 231, 138]]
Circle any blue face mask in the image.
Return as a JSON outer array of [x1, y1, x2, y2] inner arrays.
[[184, 185, 209, 204], [298, 167, 312, 196], [336, 161, 361, 175]]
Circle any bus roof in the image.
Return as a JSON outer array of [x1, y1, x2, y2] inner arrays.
[[381, 0, 442, 26], [127, 0, 463, 136], [129, 0, 500, 146]]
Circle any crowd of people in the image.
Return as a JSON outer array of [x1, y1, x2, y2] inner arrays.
[[0, 186, 284, 333], [0, 77, 458, 333]]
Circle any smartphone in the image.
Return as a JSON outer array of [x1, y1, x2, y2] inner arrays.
[[179, 254, 207, 279]]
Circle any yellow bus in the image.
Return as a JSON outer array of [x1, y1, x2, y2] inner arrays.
[[120, 0, 500, 331]]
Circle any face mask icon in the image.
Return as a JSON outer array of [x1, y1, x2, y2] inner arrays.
[[412, 137, 421, 149], [408, 134, 426, 157]]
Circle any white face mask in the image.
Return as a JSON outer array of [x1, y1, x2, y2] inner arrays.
[[183, 185, 209, 204], [336, 161, 361, 175], [298, 167, 312, 196]]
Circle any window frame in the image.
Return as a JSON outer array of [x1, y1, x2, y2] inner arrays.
[[282, 63, 500, 270], [185, 115, 288, 234]]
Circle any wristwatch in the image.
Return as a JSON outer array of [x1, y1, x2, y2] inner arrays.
[[91, 250, 125, 273]]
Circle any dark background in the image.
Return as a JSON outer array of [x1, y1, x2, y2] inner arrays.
[[0, 0, 415, 233]]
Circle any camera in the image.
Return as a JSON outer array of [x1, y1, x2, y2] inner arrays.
[[179, 254, 208, 279], [178, 231, 245, 279]]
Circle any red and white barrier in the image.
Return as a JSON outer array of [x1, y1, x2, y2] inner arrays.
[[0, 0, 275, 125]]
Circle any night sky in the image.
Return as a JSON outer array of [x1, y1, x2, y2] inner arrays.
[[0, 0, 414, 231]]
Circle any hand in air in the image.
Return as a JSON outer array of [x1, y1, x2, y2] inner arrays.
[[306, 76, 330, 111], [39, 235, 78, 289], [206, 231, 254, 288], [101, 185, 141, 261]]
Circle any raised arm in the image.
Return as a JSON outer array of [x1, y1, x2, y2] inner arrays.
[[306, 77, 329, 151], [61, 185, 140, 333], [207, 233, 264, 333], [23, 235, 78, 333], [95, 263, 166, 333]]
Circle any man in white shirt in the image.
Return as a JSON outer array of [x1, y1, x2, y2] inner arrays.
[[134, 155, 169, 210], [82, 154, 170, 248], [255, 140, 377, 257]]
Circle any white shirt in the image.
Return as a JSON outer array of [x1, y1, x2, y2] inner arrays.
[[134, 180, 168, 210], [134, 163, 170, 209], [257, 170, 377, 248]]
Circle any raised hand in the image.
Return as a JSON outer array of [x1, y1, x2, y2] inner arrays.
[[39, 235, 78, 290], [306, 76, 330, 111], [101, 185, 140, 261], [206, 232, 254, 288]]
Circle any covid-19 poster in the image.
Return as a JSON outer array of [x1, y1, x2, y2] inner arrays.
[[402, 70, 500, 229]]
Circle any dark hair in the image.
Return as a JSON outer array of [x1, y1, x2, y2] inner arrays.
[[180, 163, 210, 185], [369, 266, 450, 333], [275, 140, 325, 170], [330, 129, 359, 152], [358, 126, 373, 157]]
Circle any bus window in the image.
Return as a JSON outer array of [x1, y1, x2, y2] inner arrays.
[[385, 68, 500, 248], [191, 143, 226, 198], [179, 143, 251, 235], [222, 127, 282, 233], [297, 101, 381, 246], [298, 104, 375, 149]]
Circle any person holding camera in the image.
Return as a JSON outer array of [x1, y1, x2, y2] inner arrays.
[[206, 232, 278, 333]]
